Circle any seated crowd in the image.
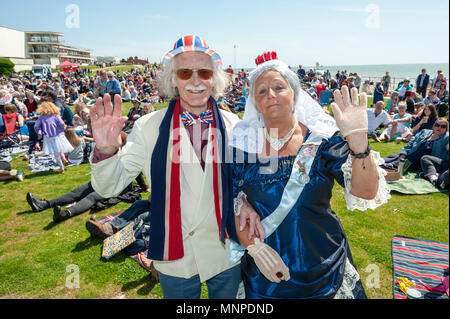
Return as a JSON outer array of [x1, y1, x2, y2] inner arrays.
[[0, 63, 164, 177]]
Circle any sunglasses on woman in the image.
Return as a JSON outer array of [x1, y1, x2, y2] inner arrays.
[[434, 123, 447, 129], [176, 68, 213, 80]]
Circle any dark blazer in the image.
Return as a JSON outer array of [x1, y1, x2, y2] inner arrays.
[[416, 74, 430, 91]]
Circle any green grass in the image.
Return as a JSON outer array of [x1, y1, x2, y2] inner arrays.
[[0, 102, 448, 299]]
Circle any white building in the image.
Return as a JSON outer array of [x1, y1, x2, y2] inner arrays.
[[94, 56, 121, 65], [0, 25, 93, 72]]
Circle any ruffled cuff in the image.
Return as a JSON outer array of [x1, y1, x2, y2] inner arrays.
[[341, 150, 391, 211], [233, 191, 247, 216]]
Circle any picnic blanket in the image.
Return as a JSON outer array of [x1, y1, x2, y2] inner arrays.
[[0, 144, 29, 157], [387, 171, 447, 194], [26, 154, 79, 172], [0, 155, 12, 163], [392, 235, 449, 299]]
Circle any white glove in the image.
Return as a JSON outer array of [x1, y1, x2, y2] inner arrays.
[[246, 238, 290, 283], [330, 86, 368, 138]]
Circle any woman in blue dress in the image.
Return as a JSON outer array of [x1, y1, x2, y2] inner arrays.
[[229, 52, 391, 299]]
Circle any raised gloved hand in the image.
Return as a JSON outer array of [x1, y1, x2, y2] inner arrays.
[[246, 238, 290, 283], [331, 86, 369, 153]]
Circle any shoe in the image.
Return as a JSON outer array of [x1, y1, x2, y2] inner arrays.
[[26, 192, 50, 212], [85, 215, 114, 239], [53, 206, 72, 223], [373, 135, 381, 142], [15, 171, 25, 182]]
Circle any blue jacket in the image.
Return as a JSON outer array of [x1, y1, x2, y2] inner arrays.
[[373, 85, 384, 104], [400, 129, 449, 160], [106, 78, 121, 94], [60, 105, 74, 126]]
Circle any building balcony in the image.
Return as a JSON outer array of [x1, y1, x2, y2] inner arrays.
[[28, 52, 60, 56], [27, 40, 65, 45], [59, 54, 93, 61], [59, 46, 91, 54]]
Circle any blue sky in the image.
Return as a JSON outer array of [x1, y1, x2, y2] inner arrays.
[[1, 0, 448, 68]]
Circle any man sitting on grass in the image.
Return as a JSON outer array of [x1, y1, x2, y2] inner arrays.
[[379, 102, 412, 142], [367, 101, 390, 142]]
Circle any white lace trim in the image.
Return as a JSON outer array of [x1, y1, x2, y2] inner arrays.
[[334, 259, 360, 299], [342, 150, 391, 211], [233, 191, 247, 216]]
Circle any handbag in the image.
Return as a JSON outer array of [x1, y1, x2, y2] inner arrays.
[[102, 220, 143, 259]]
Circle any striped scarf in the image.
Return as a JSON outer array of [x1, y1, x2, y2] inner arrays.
[[148, 97, 237, 261]]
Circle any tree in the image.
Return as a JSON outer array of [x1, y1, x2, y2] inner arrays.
[[0, 59, 15, 76]]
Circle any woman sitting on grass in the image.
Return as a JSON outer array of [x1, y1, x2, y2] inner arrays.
[[385, 91, 400, 115], [379, 102, 412, 143], [64, 127, 87, 165], [409, 103, 438, 135], [1, 103, 27, 141]]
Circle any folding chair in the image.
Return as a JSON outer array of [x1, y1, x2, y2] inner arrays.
[[0, 113, 22, 151]]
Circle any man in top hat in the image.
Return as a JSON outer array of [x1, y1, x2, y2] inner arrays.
[[89, 35, 259, 299]]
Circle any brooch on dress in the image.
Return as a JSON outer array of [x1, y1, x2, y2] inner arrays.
[[296, 145, 316, 185], [297, 161, 310, 184]]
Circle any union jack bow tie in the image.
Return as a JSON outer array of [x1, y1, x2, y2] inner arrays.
[[181, 109, 213, 126]]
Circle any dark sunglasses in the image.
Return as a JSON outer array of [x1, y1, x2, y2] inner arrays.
[[434, 123, 447, 129], [176, 68, 213, 81]]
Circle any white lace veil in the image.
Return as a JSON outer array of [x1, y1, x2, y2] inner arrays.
[[229, 59, 339, 153]]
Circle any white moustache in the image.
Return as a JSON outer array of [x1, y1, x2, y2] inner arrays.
[[186, 85, 207, 91]]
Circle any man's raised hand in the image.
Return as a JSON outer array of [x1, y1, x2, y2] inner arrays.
[[89, 94, 128, 155]]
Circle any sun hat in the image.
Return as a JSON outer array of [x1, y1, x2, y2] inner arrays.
[[0, 93, 12, 106], [162, 35, 222, 67]]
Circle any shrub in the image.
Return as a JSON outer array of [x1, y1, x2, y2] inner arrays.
[[0, 59, 15, 76]]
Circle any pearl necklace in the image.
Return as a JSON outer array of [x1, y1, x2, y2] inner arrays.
[[264, 122, 298, 151]]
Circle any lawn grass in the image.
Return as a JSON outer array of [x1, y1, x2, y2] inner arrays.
[[0, 101, 448, 299]]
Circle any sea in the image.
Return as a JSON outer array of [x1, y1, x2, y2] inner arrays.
[[242, 63, 449, 87]]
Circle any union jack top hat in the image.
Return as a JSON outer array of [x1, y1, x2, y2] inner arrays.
[[162, 35, 222, 67]]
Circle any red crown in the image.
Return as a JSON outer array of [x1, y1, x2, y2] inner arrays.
[[255, 51, 278, 66]]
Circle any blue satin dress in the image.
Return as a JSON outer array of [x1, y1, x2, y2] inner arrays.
[[232, 132, 367, 299]]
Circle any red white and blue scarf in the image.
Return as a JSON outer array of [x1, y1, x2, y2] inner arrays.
[[148, 97, 237, 261]]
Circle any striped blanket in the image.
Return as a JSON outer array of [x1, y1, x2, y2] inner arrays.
[[392, 235, 449, 299]]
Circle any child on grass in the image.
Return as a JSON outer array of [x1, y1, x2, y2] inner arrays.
[[64, 127, 86, 165], [34, 102, 73, 173]]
